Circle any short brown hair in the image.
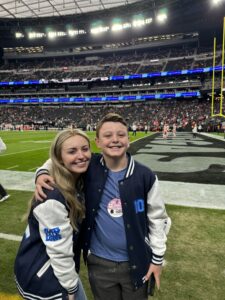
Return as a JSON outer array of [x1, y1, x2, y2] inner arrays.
[[96, 113, 128, 138]]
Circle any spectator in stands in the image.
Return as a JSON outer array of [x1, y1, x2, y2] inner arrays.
[[163, 123, 169, 139], [192, 123, 198, 138], [172, 123, 177, 137], [0, 137, 10, 202], [198, 124, 202, 132], [132, 123, 137, 136], [15, 129, 91, 300], [144, 124, 148, 134], [0, 98, 211, 132], [35, 113, 170, 300]]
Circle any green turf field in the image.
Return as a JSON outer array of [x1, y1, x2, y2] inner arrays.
[[211, 132, 225, 138], [1, 195, 225, 300], [1, 130, 225, 300], [0, 130, 149, 171]]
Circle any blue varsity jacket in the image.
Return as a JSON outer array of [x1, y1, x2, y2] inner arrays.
[[83, 153, 169, 290], [14, 187, 82, 300]]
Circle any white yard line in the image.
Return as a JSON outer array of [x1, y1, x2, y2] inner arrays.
[[130, 133, 155, 144], [28, 167, 39, 171], [0, 147, 49, 157], [6, 165, 19, 169], [0, 232, 22, 242]]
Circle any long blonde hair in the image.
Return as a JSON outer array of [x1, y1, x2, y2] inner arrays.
[[50, 129, 90, 230]]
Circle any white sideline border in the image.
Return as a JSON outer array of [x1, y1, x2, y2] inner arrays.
[[0, 232, 22, 242], [0, 170, 225, 210]]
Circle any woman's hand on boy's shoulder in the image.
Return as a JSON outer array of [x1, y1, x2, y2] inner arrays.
[[35, 174, 55, 201]]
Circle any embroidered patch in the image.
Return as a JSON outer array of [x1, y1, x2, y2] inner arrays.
[[134, 199, 145, 214], [44, 227, 62, 241]]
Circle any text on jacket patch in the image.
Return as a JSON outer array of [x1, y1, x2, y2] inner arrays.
[[44, 227, 62, 241]]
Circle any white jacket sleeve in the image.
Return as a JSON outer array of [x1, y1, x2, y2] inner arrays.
[[33, 199, 78, 294], [35, 158, 53, 179], [147, 176, 170, 265]]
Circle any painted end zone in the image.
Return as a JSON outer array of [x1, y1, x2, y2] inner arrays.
[[0, 293, 22, 300]]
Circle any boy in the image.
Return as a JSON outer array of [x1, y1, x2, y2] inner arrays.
[[35, 113, 170, 300]]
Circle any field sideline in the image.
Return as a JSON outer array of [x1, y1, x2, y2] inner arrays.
[[1, 130, 225, 300]]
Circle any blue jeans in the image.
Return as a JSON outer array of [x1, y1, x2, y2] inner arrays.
[[75, 278, 87, 300]]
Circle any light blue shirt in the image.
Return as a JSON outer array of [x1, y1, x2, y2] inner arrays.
[[90, 168, 129, 261]]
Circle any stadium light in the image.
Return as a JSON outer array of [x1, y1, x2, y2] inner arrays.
[[28, 32, 45, 39], [15, 32, 24, 38], [57, 32, 66, 37], [133, 19, 145, 27], [90, 26, 109, 34], [48, 32, 56, 39], [145, 18, 153, 24], [111, 22, 132, 32], [156, 8, 168, 23], [111, 18, 123, 32], [47, 31, 66, 39], [68, 30, 79, 36], [132, 14, 145, 28], [212, 0, 224, 5], [156, 12, 167, 23], [123, 23, 132, 29], [111, 18, 121, 31], [111, 24, 123, 31]]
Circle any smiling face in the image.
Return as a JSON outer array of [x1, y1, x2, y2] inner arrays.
[[61, 135, 91, 175], [95, 121, 129, 160]]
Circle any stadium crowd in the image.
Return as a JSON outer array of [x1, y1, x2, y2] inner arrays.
[[0, 45, 222, 82], [0, 98, 217, 132], [0, 44, 223, 135]]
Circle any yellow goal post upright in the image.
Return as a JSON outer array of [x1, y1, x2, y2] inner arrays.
[[211, 16, 225, 118]]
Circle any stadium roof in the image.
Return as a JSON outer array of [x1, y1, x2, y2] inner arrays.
[[0, 0, 141, 19], [0, 0, 224, 48]]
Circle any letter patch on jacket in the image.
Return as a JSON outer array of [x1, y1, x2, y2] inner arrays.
[[134, 199, 145, 214], [44, 227, 62, 241]]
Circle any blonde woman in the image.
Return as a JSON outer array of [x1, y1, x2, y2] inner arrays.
[[14, 129, 91, 300]]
